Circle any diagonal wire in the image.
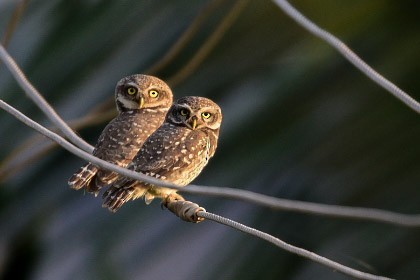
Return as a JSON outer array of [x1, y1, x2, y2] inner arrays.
[[0, 107, 115, 182], [1, 98, 420, 228], [199, 211, 393, 280], [179, 185, 420, 227], [272, 0, 420, 114], [0, 0, 222, 175], [0, 100, 396, 279], [0, 3, 414, 277], [0, 44, 94, 153]]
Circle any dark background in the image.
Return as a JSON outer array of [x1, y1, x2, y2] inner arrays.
[[1, 0, 419, 279]]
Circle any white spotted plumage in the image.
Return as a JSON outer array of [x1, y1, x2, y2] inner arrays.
[[102, 96, 222, 212], [68, 74, 173, 195]]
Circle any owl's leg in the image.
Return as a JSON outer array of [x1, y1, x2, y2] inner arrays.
[[161, 192, 185, 208]]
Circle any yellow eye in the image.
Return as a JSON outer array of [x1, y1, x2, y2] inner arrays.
[[149, 90, 159, 98], [127, 87, 137, 95], [202, 112, 212, 119], [180, 109, 189, 116]]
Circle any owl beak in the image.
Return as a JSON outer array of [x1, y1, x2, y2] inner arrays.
[[192, 118, 197, 130], [139, 97, 145, 109], [189, 116, 198, 130]]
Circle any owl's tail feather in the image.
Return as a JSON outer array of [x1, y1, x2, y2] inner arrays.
[[86, 170, 119, 196], [68, 163, 98, 191], [102, 181, 146, 212]]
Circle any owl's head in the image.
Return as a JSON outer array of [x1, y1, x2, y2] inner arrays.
[[115, 74, 173, 112], [167, 96, 222, 132]]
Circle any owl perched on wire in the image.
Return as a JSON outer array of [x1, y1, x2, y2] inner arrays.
[[102, 96, 222, 212], [68, 74, 173, 195]]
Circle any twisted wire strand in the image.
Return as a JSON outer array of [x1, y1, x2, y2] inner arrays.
[[164, 199, 206, 223], [272, 0, 420, 114], [199, 211, 393, 280], [1, 98, 420, 228]]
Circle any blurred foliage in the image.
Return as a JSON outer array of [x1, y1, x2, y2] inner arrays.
[[0, 0, 419, 279]]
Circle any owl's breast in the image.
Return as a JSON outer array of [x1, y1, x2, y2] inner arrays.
[[92, 110, 166, 162], [167, 129, 211, 186]]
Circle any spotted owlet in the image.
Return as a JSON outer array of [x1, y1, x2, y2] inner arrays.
[[102, 96, 222, 212], [68, 74, 173, 195]]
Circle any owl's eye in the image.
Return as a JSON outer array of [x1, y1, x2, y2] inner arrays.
[[127, 87, 137, 95], [201, 112, 212, 119], [149, 90, 159, 98], [180, 109, 189, 116]]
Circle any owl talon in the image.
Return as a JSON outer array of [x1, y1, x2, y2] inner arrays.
[[162, 193, 184, 208], [169, 193, 185, 202]]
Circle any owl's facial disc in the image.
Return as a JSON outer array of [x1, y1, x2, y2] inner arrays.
[[186, 113, 211, 130], [174, 106, 219, 130], [117, 94, 138, 110], [175, 105, 201, 130], [115, 82, 144, 110], [115, 74, 173, 112]]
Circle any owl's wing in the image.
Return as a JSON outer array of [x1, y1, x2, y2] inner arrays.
[[68, 117, 121, 193], [88, 113, 155, 194], [93, 114, 142, 160], [135, 134, 208, 181], [139, 156, 184, 175]]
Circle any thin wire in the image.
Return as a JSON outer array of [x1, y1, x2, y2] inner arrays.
[[0, 1, 222, 164], [0, 44, 94, 153], [0, 99, 168, 187], [0, 101, 395, 279], [199, 212, 393, 280], [272, 0, 420, 114], [0, 107, 116, 181], [1, 98, 420, 228], [181, 185, 420, 227], [0, 7, 417, 226], [0, 3, 413, 277]]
